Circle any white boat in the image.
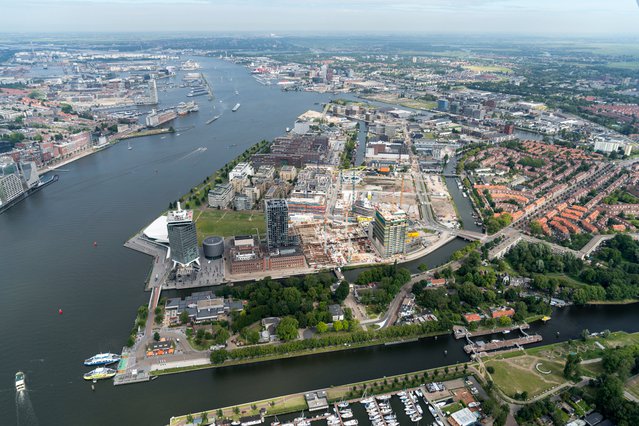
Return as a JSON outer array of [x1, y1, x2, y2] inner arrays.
[[337, 401, 349, 408], [361, 397, 373, 404], [417, 405, 423, 414], [411, 414, 423, 422], [343, 421, 358, 426], [232, 103, 241, 112], [15, 371, 26, 392]]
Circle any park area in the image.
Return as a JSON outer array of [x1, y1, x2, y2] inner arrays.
[[194, 209, 266, 242], [484, 355, 566, 400]]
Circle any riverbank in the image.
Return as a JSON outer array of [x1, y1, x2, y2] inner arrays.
[[118, 127, 173, 140], [152, 329, 452, 377], [168, 362, 473, 425]]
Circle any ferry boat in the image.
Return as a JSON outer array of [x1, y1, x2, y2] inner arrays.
[[232, 103, 241, 112], [177, 101, 199, 115], [84, 353, 121, 366], [15, 371, 26, 392], [83, 367, 116, 381], [187, 88, 208, 97]]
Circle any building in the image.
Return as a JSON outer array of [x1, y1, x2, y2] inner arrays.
[[265, 198, 292, 249], [279, 165, 298, 182], [165, 291, 243, 324], [0, 173, 24, 205], [437, 99, 450, 112], [228, 162, 254, 181], [234, 193, 252, 211], [167, 203, 199, 267], [208, 183, 234, 208], [229, 235, 306, 274], [371, 207, 408, 257], [449, 408, 480, 426], [328, 304, 345, 322]]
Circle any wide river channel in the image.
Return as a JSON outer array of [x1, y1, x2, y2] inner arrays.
[[1, 57, 638, 426]]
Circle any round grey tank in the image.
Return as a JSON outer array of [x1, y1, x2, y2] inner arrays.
[[203, 236, 224, 259]]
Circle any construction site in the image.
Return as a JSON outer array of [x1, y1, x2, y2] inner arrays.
[[290, 165, 429, 268]]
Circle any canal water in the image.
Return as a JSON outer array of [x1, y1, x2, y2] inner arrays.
[[1, 57, 639, 426]]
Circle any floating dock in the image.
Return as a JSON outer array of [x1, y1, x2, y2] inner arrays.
[[463, 334, 542, 354]]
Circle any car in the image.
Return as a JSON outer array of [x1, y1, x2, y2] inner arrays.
[[470, 387, 479, 395]]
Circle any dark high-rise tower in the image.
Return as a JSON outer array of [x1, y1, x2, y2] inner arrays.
[[167, 202, 199, 267], [265, 199, 291, 249]]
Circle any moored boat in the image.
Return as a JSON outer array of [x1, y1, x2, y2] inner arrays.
[[15, 371, 26, 392], [84, 352, 121, 366], [83, 367, 116, 381]]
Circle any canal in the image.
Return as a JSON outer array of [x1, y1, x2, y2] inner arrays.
[[2, 57, 639, 426]]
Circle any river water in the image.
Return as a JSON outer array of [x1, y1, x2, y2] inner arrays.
[[1, 57, 638, 426]]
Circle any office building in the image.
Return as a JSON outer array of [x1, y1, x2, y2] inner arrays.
[[265, 198, 293, 249], [167, 203, 199, 267], [228, 162, 254, 181], [437, 99, 450, 112], [208, 183, 234, 208], [371, 207, 408, 257], [0, 173, 24, 205]]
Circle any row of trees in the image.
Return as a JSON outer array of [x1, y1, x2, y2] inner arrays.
[[210, 320, 449, 364]]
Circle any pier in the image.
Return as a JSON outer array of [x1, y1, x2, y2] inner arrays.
[[113, 347, 153, 386], [453, 324, 530, 339], [463, 334, 542, 354]]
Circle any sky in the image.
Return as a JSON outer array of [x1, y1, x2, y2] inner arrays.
[[1, 0, 639, 35]]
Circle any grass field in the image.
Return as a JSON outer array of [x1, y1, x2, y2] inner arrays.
[[463, 65, 513, 74], [485, 355, 566, 399], [625, 375, 639, 400], [360, 93, 437, 110], [581, 360, 604, 378], [194, 209, 266, 242]]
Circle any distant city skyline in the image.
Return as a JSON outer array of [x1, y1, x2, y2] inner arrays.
[[1, 0, 638, 35]]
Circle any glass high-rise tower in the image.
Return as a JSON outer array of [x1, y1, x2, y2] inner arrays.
[[265, 199, 292, 249], [167, 203, 199, 267]]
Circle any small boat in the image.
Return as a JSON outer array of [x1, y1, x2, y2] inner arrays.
[[361, 397, 373, 404], [343, 421, 358, 426], [503, 329, 511, 334], [206, 114, 221, 125], [58, 308, 63, 315], [232, 103, 241, 112], [83, 367, 116, 381], [410, 414, 423, 422], [337, 401, 349, 408], [128, 141, 132, 150], [84, 353, 121, 366], [15, 371, 26, 392]]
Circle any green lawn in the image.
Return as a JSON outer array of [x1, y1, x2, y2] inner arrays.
[[441, 402, 464, 415], [625, 375, 639, 400], [194, 209, 265, 242], [581, 360, 604, 378], [485, 355, 567, 399]]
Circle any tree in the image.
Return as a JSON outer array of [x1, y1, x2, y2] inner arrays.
[[153, 332, 160, 342], [334, 281, 350, 302], [563, 353, 582, 381], [60, 103, 73, 114], [581, 328, 590, 341], [316, 322, 328, 333], [497, 316, 512, 327], [216, 409, 223, 418], [215, 328, 230, 345], [210, 350, 228, 364], [276, 316, 299, 341], [333, 320, 344, 332], [241, 327, 260, 344], [180, 310, 190, 325], [486, 366, 495, 374]]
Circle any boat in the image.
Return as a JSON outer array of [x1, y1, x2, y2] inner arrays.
[[232, 103, 241, 112], [206, 114, 222, 125], [337, 401, 349, 408], [187, 89, 208, 97], [410, 414, 423, 422], [361, 397, 373, 404], [84, 353, 121, 366], [503, 329, 511, 334], [15, 371, 26, 392], [235, 90, 239, 95], [343, 421, 358, 426], [83, 367, 116, 381], [128, 141, 132, 150]]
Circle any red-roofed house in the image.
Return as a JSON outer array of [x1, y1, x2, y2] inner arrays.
[[464, 313, 481, 323], [491, 307, 515, 319]]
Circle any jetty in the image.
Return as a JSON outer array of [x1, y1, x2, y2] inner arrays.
[[463, 334, 542, 354], [453, 324, 529, 339]]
